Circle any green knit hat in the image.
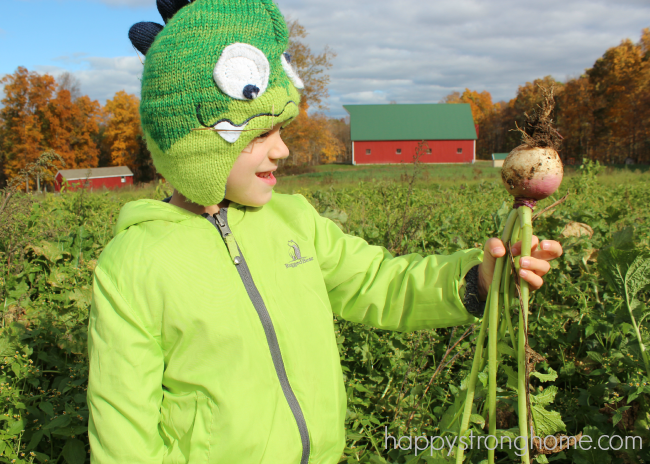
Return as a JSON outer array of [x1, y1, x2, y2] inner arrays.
[[128, 0, 302, 205]]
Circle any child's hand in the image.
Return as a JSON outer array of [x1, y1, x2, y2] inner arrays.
[[477, 237, 563, 300]]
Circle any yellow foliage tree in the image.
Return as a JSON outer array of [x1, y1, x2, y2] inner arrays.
[[281, 101, 344, 165], [103, 91, 142, 169], [443, 89, 494, 125]]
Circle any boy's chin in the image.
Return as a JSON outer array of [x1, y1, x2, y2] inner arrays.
[[226, 191, 273, 208]]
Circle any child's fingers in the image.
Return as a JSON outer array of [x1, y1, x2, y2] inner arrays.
[[513, 238, 563, 261], [485, 238, 506, 258], [531, 240, 563, 261], [520, 257, 551, 277], [519, 268, 544, 290], [510, 235, 540, 256]]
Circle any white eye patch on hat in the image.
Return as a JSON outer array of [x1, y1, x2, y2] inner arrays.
[[281, 52, 304, 89], [213, 43, 270, 100]]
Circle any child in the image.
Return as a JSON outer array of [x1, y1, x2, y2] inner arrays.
[[87, 0, 562, 462]]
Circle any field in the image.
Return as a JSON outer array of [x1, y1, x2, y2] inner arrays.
[[1, 162, 650, 464], [273, 161, 650, 192]]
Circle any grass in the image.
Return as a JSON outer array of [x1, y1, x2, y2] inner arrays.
[[274, 161, 650, 195]]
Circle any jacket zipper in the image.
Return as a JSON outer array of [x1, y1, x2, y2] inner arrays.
[[206, 208, 311, 464]]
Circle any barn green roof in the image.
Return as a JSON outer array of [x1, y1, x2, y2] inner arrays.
[[343, 103, 477, 141], [492, 153, 509, 160]]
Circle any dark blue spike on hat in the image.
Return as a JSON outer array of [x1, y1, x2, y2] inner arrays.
[[157, 0, 191, 23], [128, 22, 165, 56]]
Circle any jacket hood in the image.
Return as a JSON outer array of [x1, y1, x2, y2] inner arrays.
[[114, 199, 203, 236]]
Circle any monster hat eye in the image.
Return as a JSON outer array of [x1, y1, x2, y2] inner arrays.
[[213, 43, 270, 100], [281, 52, 304, 89]]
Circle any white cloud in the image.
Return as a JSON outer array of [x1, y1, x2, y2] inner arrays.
[[26, 0, 649, 118], [35, 56, 143, 104], [276, 0, 650, 117]]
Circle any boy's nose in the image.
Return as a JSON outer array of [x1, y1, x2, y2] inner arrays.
[[269, 132, 290, 160]]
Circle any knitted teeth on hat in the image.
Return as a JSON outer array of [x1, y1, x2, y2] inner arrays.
[[128, 0, 303, 206]]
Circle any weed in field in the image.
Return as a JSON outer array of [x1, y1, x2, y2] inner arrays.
[[0, 166, 649, 463]]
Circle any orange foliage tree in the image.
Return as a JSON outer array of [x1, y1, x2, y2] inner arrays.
[[46, 89, 102, 169], [557, 76, 593, 163], [444, 28, 650, 164], [0, 67, 57, 181], [445, 30, 650, 164], [281, 101, 345, 165], [587, 36, 649, 163], [102, 91, 142, 170], [443, 89, 494, 126]]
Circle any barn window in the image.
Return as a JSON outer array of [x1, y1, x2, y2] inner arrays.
[[457, 148, 463, 154], [366, 149, 371, 155], [121, 176, 126, 183], [396, 148, 402, 155], [426, 148, 432, 154]]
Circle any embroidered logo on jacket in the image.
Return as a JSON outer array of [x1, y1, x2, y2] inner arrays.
[[285, 240, 313, 268]]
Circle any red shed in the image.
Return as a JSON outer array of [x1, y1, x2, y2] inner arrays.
[[343, 103, 477, 165], [54, 167, 134, 192]]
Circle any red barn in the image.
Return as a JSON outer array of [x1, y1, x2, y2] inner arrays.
[[54, 167, 134, 192], [344, 103, 477, 165]]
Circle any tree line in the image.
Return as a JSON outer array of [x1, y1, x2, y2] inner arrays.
[[0, 20, 350, 188], [445, 27, 650, 164], [3, 25, 647, 188]]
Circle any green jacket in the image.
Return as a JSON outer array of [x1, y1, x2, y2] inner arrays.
[[88, 193, 482, 464]]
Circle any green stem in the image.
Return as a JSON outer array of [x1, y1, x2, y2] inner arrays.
[[517, 308, 530, 463], [504, 218, 521, 355], [488, 209, 519, 463], [455, 294, 490, 464], [625, 292, 650, 379], [516, 206, 532, 464], [500, 250, 515, 357]]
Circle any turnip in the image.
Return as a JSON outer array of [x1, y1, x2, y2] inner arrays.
[[455, 86, 565, 464]]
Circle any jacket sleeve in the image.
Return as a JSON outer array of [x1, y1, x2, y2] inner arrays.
[[304, 197, 483, 331], [87, 265, 165, 463]]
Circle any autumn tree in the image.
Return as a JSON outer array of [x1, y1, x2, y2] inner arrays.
[[286, 19, 336, 111], [0, 67, 104, 188], [101, 90, 155, 182], [441, 28, 650, 164], [0, 67, 57, 182], [587, 36, 649, 163], [328, 117, 351, 163], [557, 76, 593, 163], [103, 91, 142, 170], [280, 19, 343, 165], [443, 89, 499, 159], [46, 88, 102, 170], [442, 89, 494, 125], [57, 72, 82, 100], [281, 107, 344, 165]]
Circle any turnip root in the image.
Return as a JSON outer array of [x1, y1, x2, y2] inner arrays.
[[455, 86, 565, 464], [501, 145, 563, 200]]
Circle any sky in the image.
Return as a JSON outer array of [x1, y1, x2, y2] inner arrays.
[[2, 0, 649, 119]]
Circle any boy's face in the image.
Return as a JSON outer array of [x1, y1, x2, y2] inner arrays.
[[223, 123, 289, 207]]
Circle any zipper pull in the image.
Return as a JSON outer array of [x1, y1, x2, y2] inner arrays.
[[213, 211, 242, 265]]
